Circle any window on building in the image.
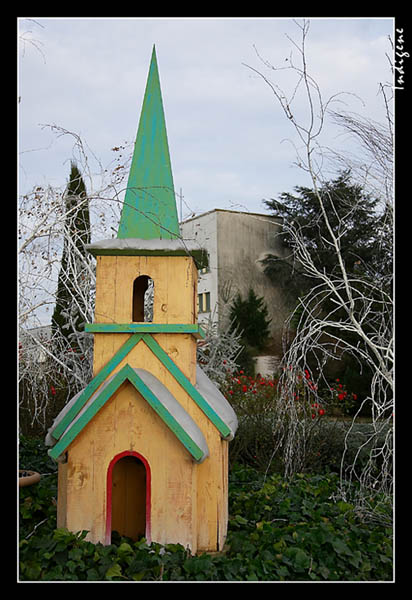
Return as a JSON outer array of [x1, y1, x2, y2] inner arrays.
[[133, 276, 154, 322], [198, 292, 211, 313]]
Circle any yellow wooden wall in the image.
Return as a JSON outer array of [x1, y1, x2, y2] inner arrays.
[[58, 253, 230, 552], [93, 255, 197, 327], [60, 381, 198, 550]]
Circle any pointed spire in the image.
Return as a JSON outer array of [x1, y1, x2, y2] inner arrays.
[[117, 46, 180, 240]]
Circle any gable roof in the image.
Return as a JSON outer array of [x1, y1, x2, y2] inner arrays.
[[46, 333, 237, 462], [46, 364, 209, 464]]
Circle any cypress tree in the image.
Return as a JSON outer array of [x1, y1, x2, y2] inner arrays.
[[51, 162, 90, 345]]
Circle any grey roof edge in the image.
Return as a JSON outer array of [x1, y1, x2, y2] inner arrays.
[[86, 237, 209, 268], [133, 368, 209, 463], [44, 374, 116, 450], [45, 367, 210, 464], [181, 208, 283, 225], [195, 366, 238, 440]]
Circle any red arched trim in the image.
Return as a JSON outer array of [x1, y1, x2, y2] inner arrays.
[[105, 450, 151, 545]]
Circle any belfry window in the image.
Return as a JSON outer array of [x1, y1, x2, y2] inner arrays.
[[198, 292, 211, 314], [132, 276, 154, 322]]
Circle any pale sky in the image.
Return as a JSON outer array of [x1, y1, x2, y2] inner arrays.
[[18, 17, 394, 222]]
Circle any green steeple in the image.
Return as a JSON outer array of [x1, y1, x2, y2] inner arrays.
[[117, 46, 180, 240]]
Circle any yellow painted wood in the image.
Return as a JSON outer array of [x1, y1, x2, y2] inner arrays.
[[62, 381, 198, 551], [94, 255, 196, 326], [56, 462, 68, 529], [59, 250, 231, 553], [92, 255, 197, 379], [94, 256, 116, 323], [90, 332, 226, 551]]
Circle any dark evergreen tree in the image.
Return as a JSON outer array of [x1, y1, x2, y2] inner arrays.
[[262, 170, 392, 306], [51, 162, 91, 344], [229, 288, 271, 351], [262, 171, 392, 411]]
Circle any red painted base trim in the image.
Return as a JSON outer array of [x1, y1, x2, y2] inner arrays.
[[105, 450, 152, 545]]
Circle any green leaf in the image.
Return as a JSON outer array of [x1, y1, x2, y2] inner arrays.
[[337, 501, 354, 513], [118, 542, 133, 555], [286, 547, 311, 572], [348, 550, 362, 568], [331, 538, 351, 555], [319, 564, 330, 579], [86, 568, 99, 581], [106, 563, 123, 579], [234, 515, 248, 525]]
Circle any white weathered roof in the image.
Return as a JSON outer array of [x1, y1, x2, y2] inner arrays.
[[86, 237, 208, 268], [195, 365, 238, 440], [46, 367, 209, 464]]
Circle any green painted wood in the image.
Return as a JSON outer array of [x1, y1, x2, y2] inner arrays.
[[117, 45, 179, 240], [142, 334, 232, 438], [48, 364, 205, 463], [198, 325, 206, 339], [51, 334, 143, 440], [85, 323, 205, 339]]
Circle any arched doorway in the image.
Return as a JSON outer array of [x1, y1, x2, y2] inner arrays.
[[106, 451, 151, 544]]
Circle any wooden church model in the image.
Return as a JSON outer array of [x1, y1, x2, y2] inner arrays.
[[46, 46, 238, 554]]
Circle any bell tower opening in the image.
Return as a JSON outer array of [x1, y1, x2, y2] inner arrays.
[[107, 452, 150, 543], [132, 275, 154, 322]]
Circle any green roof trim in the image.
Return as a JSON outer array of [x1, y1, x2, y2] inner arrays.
[[85, 323, 206, 339], [50, 333, 143, 441], [48, 364, 208, 463], [117, 45, 179, 240], [143, 334, 233, 439], [46, 333, 235, 460]]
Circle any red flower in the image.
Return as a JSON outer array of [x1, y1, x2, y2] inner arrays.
[[50, 386, 56, 396], [242, 385, 248, 392], [338, 393, 345, 401], [228, 390, 233, 395], [352, 393, 358, 400], [311, 413, 316, 419], [318, 409, 325, 416]]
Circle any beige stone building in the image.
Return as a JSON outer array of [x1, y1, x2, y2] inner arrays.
[[180, 209, 289, 366]]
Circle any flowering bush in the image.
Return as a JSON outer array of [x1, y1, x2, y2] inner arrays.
[[221, 362, 362, 476], [220, 369, 281, 472], [223, 370, 279, 414], [328, 379, 356, 416]]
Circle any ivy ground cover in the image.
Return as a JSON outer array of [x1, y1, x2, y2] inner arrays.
[[19, 438, 393, 582]]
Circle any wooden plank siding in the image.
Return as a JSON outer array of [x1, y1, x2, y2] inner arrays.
[[54, 252, 233, 553]]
